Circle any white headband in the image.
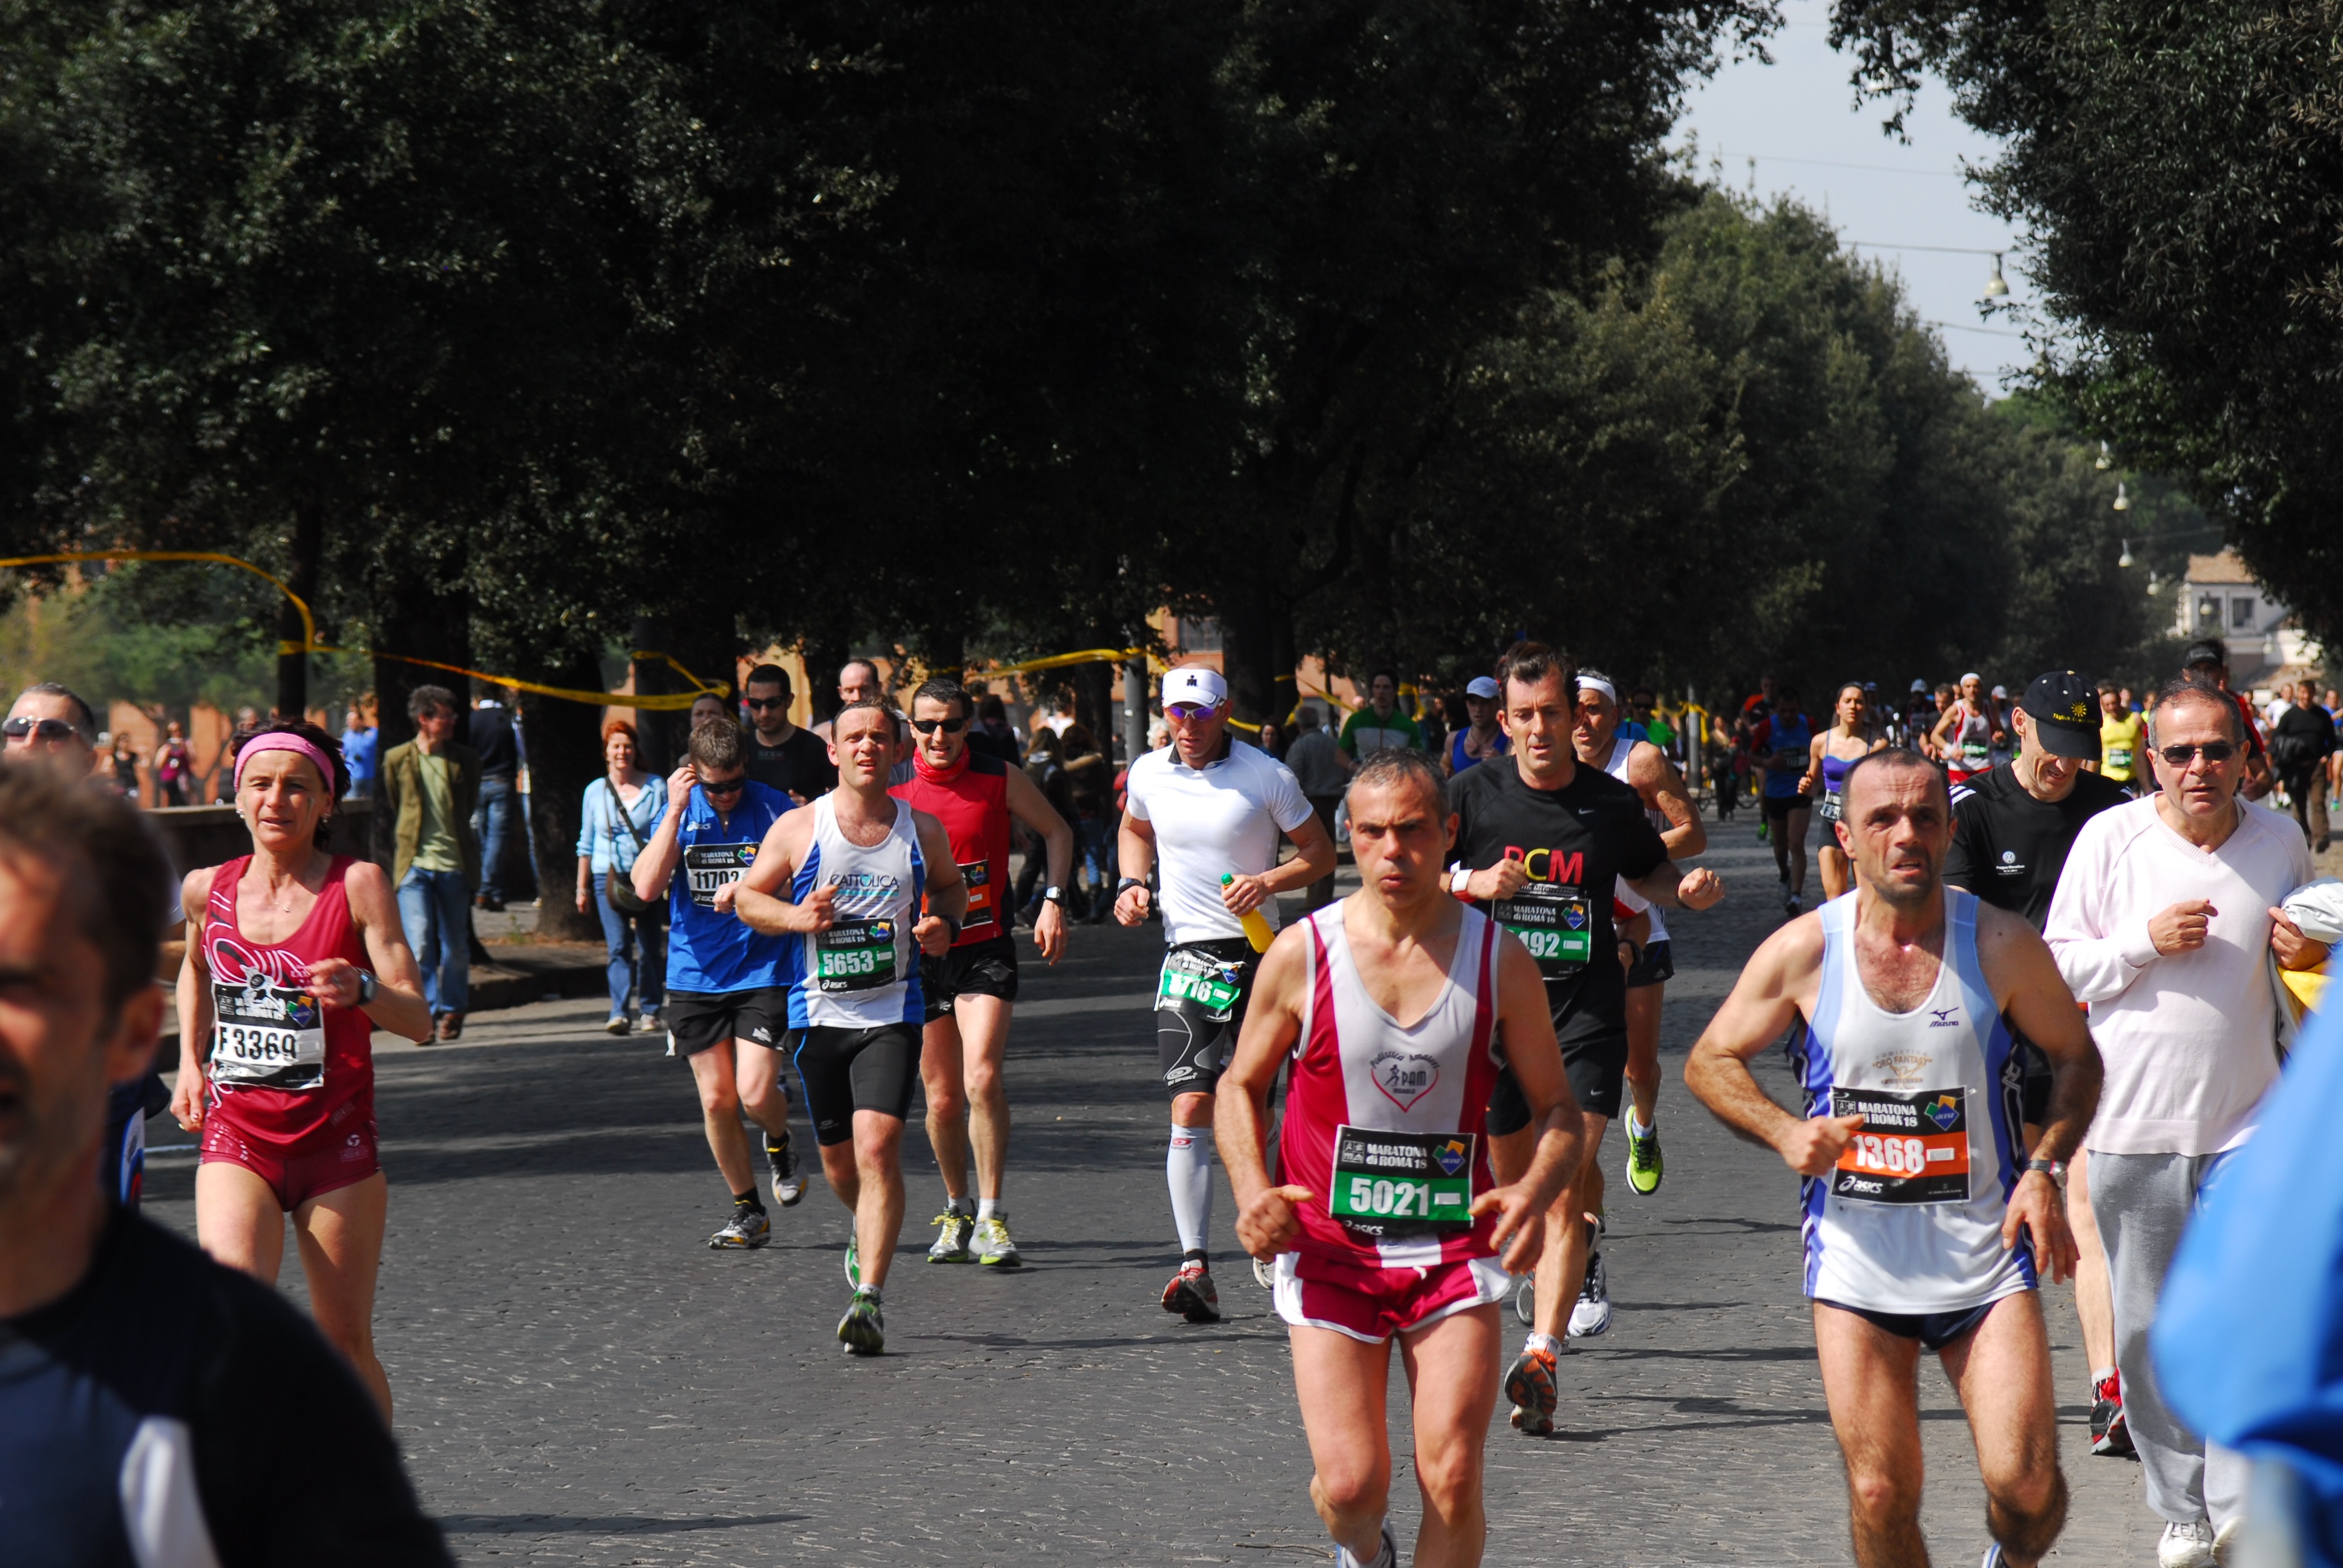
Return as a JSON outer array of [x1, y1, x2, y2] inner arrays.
[[1576, 676, 1619, 707]]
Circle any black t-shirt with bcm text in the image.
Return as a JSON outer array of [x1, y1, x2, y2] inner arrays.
[[1446, 759, 1668, 1049], [746, 726, 836, 802], [1942, 763, 2131, 930], [0, 1207, 450, 1567]]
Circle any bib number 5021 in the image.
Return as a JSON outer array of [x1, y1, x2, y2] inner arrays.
[[1346, 1176, 1434, 1219]]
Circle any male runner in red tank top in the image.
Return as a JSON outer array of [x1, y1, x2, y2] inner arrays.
[[891, 677, 1073, 1267], [1217, 749, 1584, 1568]]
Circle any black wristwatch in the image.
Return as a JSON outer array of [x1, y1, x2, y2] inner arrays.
[[1041, 886, 1066, 906], [1116, 877, 1147, 895], [356, 970, 378, 1006]]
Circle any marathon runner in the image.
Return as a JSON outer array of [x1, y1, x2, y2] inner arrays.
[[742, 661, 837, 803], [2092, 681, 2146, 796], [1932, 673, 2002, 790], [171, 722, 434, 1420], [729, 699, 967, 1354], [1685, 748, 2099, 1568], [1445, 641, 1723, 1436], [1757, 689, 1815, 915], [1115, 665, 1336, 1323], [631, 720, 807, 1250], [892, 676, 1075, 1268], [1806, 682, 1887, 903], [1941, 671, 2132, 1459], [1216, 748, 1584, 1568], [1444, 675, 1508, 776], [1572, 670, 1706, 1200]]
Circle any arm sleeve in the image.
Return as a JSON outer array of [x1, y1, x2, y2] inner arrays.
[[1265, 759, 1315, 834], [2043, 823, 2160, 1003]]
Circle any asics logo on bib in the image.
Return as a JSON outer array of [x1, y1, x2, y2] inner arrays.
[[1502, 846, 1584, 884]]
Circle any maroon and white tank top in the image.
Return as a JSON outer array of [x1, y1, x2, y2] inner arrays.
[[1277, 903, 1504, 1271]]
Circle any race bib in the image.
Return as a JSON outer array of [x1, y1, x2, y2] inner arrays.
[[957, 860, 996, 935], [1829, 1086, 1971, 1204], [2106, 745, 2132, 771], [684, 841, 758, 909], [1157, 948, 1244, 1021], [814, 919, 899, 992], [1492, 881, 1591, 976], [211, 979, 326, 1091], [1960, 740, 1990, 764], [1328, 1125, 1476, 1235], [1816, 791, 1843, 823]]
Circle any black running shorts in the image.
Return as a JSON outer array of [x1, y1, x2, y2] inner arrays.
[[1155, 936, 1260, 1099], [1487, 1033, 1628, 1135], [1760, 792, 1806, 825], [922, 933, 1020, 1024], [1627, 938, 1675, 990], [792, 1022, 922, 1144], [663, 988, 791, 1059]]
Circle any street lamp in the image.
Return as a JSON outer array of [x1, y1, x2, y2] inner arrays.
[[1984, 253, 2010, 299], [2119, 538, 2134, 567], [2096, 440, 2112, 471], [2113, 481, 2131, 512]]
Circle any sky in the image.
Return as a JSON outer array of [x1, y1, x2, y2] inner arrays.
[[1675, 1, 2028, 390]]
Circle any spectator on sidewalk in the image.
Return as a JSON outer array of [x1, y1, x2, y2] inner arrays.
[[342, 702, 379, 798], [1058, 723, 1114, 921], [1282, 704, 1349, 910], [1337, 671, 1424, 758], [381, 685, 481, 1041], [574, 718, 667, 1034], [468, 691, 520, 913], [105, 732, 140, 800], [154, 719, 194, 805], [2045, 673, 2330, 1565], [967, 691, 1022, 765], [2270, 679, 2335, 852]]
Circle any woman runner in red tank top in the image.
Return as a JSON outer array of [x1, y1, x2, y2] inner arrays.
[[170, 720, 432, 1419]]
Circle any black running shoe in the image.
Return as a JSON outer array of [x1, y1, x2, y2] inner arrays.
[[765, 1131, 806, 1207]]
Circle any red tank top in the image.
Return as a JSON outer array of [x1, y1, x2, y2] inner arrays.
[[891, 749, 1012, 947], [201, 855, 375, 1151], [1279, 905, 1504, 1271]]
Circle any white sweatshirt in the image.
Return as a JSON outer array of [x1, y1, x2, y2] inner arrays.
[[2044, 795, 2313, 1155]]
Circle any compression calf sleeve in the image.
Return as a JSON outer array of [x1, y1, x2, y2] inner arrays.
[[1167, 1124, 1214, 1258]]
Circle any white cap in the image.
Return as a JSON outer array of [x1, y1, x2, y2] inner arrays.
[[1161, 666, 1228, 708], [1910, 679, 1928, 692], [1991, 685, 2008, 699], [1465, 676, 1500, 699]]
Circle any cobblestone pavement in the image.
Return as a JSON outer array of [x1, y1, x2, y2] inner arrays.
[[142, 835, 2161, 1565]]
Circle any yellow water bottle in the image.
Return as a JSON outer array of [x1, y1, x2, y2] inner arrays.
[[1223, 873, 1275, 953]]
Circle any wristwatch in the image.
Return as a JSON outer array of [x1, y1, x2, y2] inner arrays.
[[1449, 866, 1473, 897], [1041, 886, 1066, 907], [1116, 877, 1148, 896], [356, 970, 378, 1006], [2025, 1157, 2066, 1187]]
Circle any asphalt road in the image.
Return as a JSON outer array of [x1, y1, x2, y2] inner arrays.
[[141, 834, 2163, 1565]]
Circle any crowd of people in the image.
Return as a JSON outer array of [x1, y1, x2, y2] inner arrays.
[[0, 621, 2334, 1567]]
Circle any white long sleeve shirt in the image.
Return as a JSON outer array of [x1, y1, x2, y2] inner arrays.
[[2045, 796, 2313, 1155]]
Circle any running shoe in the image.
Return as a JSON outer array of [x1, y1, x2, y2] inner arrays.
[[604, 1013, 631, 1035], [640, 1005, 660, 1030], [1783, 893, 1802, 918], [2157, 1519, 2215, 1568], [2214, 1516, 2242, 1565], [1512, 1274, 1536, 1327], [1568, 1249, 1613, 1337], [2090, 1371, 2135, 1458], [1337, 1520, 1396, 1568], [1504, 1344, 1559, 1436], [836, 1288, 885, 1356], [844, 1223, 860, 1289], [709, 1206, 770, 1250], [1756, 822, 1769, 842], [928, 1209, 974, 1263], [765, 1131, 806, 1207], [1253, 1255, 1275, 1290], [971, 1214, 1021, 1267], [1622, 1108, 1664, 1196], [1161, 1262, 1221, 1324]]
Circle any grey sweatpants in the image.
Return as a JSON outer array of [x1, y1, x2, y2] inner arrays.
[[2091, 1149, 2249, 1527]]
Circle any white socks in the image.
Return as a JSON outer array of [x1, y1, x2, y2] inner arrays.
[[977, 1198, 1000, 1221], [1167, 1124, 1214, 1258]]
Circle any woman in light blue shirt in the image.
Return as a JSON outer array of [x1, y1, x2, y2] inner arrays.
[[574, 719, 668, 1033]]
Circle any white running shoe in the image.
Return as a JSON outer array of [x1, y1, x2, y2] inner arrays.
[[1337, 1520, 1396, 1568], [1253, 1254, 1275, 1290], [2158, 1519, 2216, 1568], [1568, 1249, 1613, 1337]]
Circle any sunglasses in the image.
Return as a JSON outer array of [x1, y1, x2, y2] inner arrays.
[[2158, 742, 2237, 766], [2, 717, 77, 742], [744, 697, 788, 711], [1165, 703, 1216, 721], [700, 776, 747, 796], [909, 717, 966, 736]]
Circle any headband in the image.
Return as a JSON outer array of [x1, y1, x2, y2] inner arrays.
[[233, 733, 338, 795], [1575, 676, 1619, 707]]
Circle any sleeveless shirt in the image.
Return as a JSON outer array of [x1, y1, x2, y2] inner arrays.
[[1604, 735, 1669, 944], [891, 748, 1011, 947], [1278, 904, 1504, 1272], [200, 855, 373, 1151], [1789, 887, 2035, 1312], [786, 794, 927, 1030]]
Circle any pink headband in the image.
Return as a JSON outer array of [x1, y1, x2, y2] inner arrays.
[[233, 733, 338, 795]]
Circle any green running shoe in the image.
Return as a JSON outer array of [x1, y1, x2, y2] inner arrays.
[[1623, 1108, 1663, 1196], [837, 1288, 885, 1356], [844, 1223, 860, 1289]]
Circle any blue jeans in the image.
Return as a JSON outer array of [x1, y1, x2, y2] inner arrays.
[[398, 866, 471, 1016], [473, 773, 517, 901], [592, 873, 666, 1017], [1076, 815, 1115, 912]]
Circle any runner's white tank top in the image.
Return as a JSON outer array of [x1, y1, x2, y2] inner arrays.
[[1791, 887, 2034, 1313], [1605, 736, 1668, 943], [786, 794, 926, 1031]]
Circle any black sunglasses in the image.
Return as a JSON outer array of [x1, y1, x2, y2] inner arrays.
[[2158, 742, 2237, 766], [744, 697, 788, 711], [2, 717, 77, 742], [700, 776, 747, 795], [909, 717, 967, 736]]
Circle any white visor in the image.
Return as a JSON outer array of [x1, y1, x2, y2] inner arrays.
[[1162, 667, 1228, 709]]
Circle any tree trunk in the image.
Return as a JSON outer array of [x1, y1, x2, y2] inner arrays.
[[801, 635, 849, 725], [275, 500, 325, 722], [520, 650, 609, 942], [1221, 584, 1286, 729], [629, 615, 681, 773], [1072, 618, 1115, 737]]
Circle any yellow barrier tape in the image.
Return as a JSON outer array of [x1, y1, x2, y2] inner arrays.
[[0, 550, 730, 708], [983, 646, 1155, 679]]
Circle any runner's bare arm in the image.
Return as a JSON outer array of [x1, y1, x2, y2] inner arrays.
[[1632, 740, 1706, 857], [1977, 905, 2092, 1279], [1624, 858, 1723, 912], [911, 809, 970, 956], [631, 765, 695, 905], [170, 867, 217, 1130], [730, 812, 834, 935], [1113, 812, 1158, 923], [1476, 936, 1584, 1273], [1002, 763, 1073, 962], [1279, 809, 1339, 891], [330, 860, 433, 1043], [1216, 926, 1314, 1259], [1684, 920, 1862, 1176], [1800, 732, 1827, 798]]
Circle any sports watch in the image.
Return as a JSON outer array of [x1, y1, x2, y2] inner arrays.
[[2025, 1157, 2066, 1188], [356, 970, 378, 1006], [1041, 886, 1066, 906]]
